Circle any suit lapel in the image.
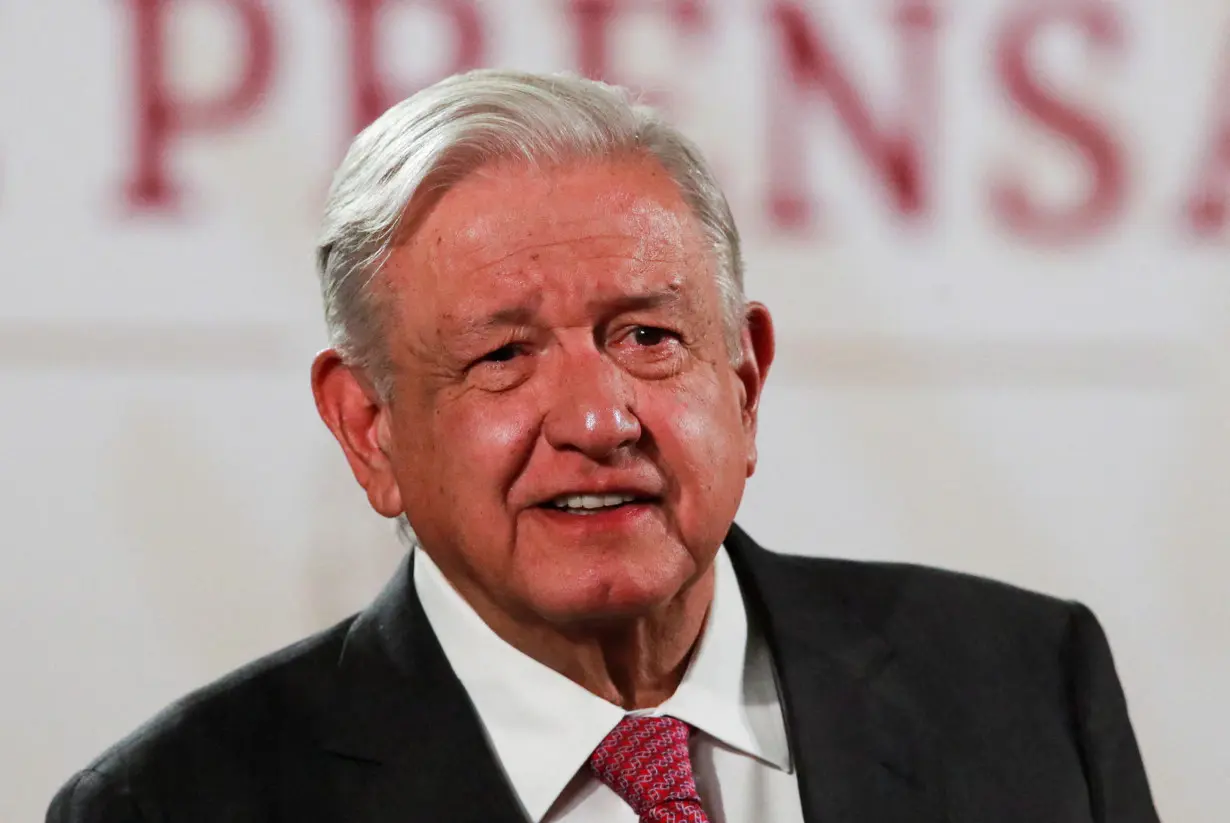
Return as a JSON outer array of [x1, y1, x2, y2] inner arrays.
[[726, 525, 948, 823], [313, 553, 526, 823]]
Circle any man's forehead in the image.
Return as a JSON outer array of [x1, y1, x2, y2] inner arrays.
[[413, 157, 703, 267]]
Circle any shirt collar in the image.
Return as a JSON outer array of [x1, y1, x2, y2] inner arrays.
[[414, 544, 791, 823], [658, 546, 792, 772]]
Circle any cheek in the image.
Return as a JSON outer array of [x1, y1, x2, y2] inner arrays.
[[450, 403, 534, 449], [429, 397, 540, 496], [641, 375, 747, 492]]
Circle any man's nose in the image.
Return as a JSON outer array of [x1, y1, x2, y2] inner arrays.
[[542, 348, 642, 460]]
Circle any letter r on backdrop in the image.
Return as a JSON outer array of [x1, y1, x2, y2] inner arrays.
[[339, 0, 485, 137]]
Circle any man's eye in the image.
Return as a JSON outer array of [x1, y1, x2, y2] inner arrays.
[[631, 327, 675, 347], [479, 344, 524, 364]]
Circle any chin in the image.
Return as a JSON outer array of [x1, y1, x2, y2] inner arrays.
[[522, 555, 697, 625]]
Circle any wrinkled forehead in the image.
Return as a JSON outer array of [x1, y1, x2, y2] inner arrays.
[[414, 156, 707, 273]]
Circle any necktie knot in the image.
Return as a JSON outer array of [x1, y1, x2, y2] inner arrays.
[[588, 715, 710, 822]]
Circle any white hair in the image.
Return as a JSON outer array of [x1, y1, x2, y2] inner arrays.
[[314, 69, 748, 549], [316, 68, 746, 399]]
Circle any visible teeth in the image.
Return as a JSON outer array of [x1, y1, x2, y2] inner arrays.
[[551, 493, 638, 510]]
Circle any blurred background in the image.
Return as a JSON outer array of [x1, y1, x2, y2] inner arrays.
[[3, 0, 1228, 819]]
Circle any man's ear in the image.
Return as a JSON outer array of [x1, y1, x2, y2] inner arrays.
[[311, 349, 404, 518], [733, 302, 775, 477]]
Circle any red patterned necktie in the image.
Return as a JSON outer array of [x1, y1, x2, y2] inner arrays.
[[588, 715, 711, 823]]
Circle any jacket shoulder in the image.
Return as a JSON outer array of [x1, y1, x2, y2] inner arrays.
[[51, 616, 356, 819], [754, 547, 1080, 665], [863, 557, 1072, 625]]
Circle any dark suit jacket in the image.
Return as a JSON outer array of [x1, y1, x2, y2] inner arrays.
[[48, 525, 1159, 823]]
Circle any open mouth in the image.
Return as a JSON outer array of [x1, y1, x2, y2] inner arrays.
[[538, 493, 655, 515]]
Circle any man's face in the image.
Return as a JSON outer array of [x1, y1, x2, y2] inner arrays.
[[323, 155, 772, 626]]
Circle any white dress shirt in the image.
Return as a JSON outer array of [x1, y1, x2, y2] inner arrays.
[[414, 545, 806, 823]]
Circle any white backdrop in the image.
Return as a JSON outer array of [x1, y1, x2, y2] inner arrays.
[[3, 1, 1228, 820]]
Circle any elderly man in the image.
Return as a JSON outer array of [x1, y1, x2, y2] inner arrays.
[[48, 70, 1158, 823]]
